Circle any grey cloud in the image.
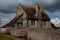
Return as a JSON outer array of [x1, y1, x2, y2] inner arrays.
[[0, 0, 19, 13], [53, 9, 60, 16], [0, 12, 16, 26], [0, 0, 60, 26], [43, 1, 60, 12], [17, 0, 60, 12], [0, 0, 60, 13]]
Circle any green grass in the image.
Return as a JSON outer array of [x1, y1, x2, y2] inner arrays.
[[0, 34, 14, 40]]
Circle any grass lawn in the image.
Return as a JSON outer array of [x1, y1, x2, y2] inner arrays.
[[0, 34, 14, 40]]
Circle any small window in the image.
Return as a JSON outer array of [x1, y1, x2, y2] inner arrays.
[[31, 20, 35, 26]]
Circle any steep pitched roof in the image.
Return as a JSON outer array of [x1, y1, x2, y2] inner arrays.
[[1, 5, 50, 27], [24, 7, 50, 20], [1, 14, 23, 27], [24, 7, 36, 18]]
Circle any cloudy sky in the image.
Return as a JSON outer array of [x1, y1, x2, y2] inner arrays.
[[0, 0, 60, 27]]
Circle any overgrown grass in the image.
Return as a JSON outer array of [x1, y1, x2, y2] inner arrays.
[[0, 34, 14, 40]]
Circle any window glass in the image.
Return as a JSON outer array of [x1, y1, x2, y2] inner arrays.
[[31, 20, 35, 26]]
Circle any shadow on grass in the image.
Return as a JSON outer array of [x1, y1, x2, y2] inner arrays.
[[0, 34, 14, 40]]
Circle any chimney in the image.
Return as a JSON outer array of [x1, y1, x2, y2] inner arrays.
[[36, 3, 39, 13], [16, 4, 23, 16], [39, 4, 42, 14], [35, 3, 40, 17]]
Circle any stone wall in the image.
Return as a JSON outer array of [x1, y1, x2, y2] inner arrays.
[[23, 19, 27, 27], [41, 21, 51, 29]]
